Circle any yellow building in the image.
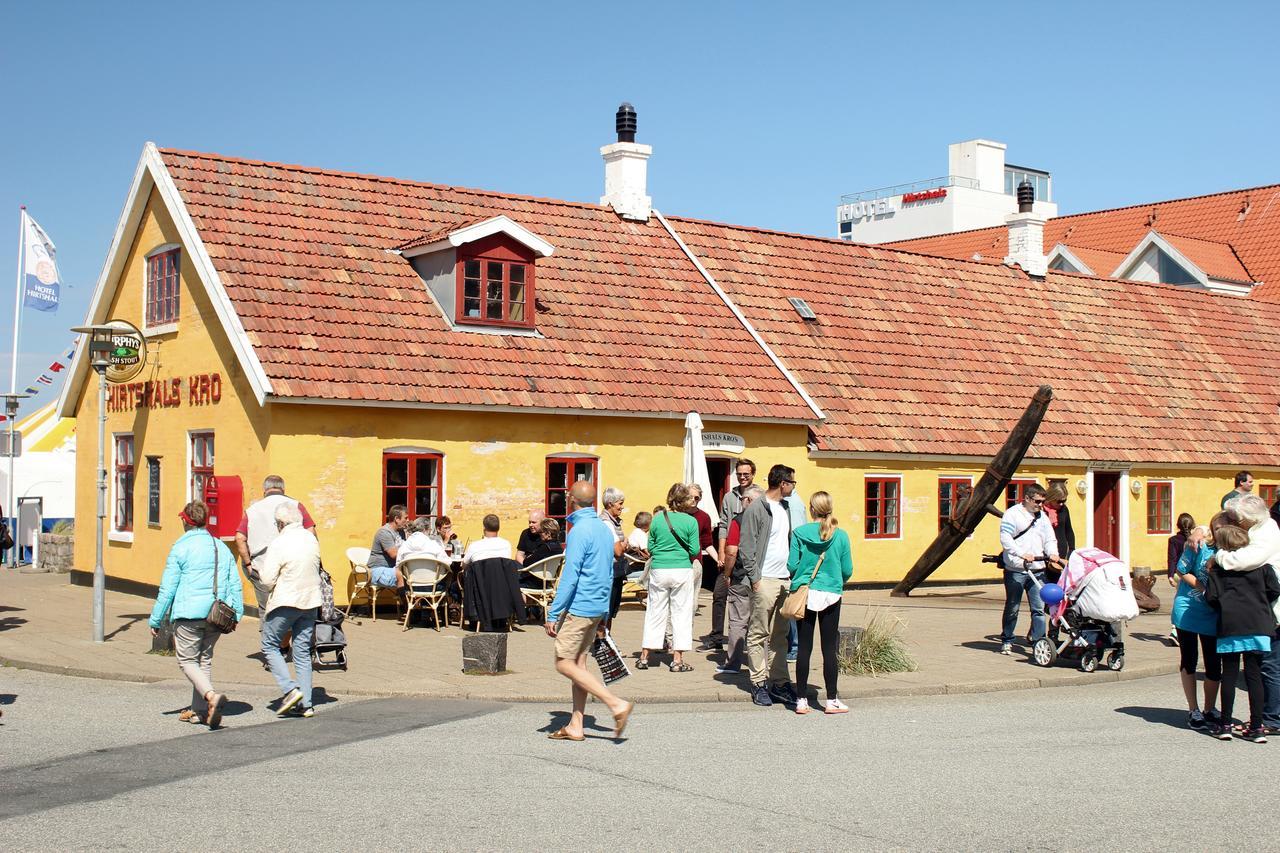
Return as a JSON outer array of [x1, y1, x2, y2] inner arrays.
[[58, 126, 1280, 607]]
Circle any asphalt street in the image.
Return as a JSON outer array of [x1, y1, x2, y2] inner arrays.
[[1, 667, 1277, 851]]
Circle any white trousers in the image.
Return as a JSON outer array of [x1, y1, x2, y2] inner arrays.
[[644, 570, 694, 652]]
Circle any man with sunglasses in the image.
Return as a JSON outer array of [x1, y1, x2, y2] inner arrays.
[[702, 459, 758, 651], [997, 483, 1059, 656]]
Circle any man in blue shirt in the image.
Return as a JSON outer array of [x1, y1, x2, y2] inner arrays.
[[545, 480, 634, 741]]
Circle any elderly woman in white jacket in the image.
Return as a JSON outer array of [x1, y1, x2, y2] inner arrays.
[[1216, 493, 1280, 733], [258, 502, 323, 717]]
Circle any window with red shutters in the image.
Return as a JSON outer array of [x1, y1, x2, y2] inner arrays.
[[938, 477, 972, 532], [546, 456, 597, 533], [146, 248, 181, 327], [1005, 479, 1037, 508], [1147, 481, 1173, 534], [865, 476, 901, 539], [455, 236, 535, 329], [114, 435, 135, 532], [1260, 484, 1278, 508]]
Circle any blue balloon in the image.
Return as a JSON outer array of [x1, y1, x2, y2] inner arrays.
[[1040, 583, 1065, 605]]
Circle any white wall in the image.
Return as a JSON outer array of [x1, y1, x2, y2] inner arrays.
[[0, 451, 76, 521]]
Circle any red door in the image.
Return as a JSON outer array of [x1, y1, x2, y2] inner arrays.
[[1093, 472, 1120, 555]]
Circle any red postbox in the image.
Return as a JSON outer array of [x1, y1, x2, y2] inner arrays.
[[204, 474, 243, 540]]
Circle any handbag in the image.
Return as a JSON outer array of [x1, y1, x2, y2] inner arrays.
[[780, 551, 827, 621], [205, 534, 238, 634], [589, 627, 631, 684]]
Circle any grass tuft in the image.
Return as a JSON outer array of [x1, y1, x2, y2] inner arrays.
[[838, 609, 917, 676]]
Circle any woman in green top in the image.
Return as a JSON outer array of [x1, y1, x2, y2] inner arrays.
[[637, 483, 701, 672], [788, 491, 854, 714]]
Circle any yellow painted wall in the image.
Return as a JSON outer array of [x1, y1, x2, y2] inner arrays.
[[71, 189, 270, 606]]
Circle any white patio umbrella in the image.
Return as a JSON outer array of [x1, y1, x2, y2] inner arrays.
[[682, 411, 720, 527]]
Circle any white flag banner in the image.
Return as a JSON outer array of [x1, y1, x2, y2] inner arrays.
[[22, 211, 60, 312]]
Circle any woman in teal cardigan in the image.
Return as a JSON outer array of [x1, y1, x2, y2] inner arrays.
[[148, 500, 242, 728], [788, 491, 853, 715]]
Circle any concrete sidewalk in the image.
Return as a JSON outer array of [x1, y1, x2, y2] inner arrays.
[[0, 571, 1179, 703]]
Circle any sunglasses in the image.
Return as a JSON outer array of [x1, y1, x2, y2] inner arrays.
[[1030, 498, 1045, 505]]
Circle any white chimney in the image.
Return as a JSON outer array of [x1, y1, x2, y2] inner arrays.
[[1003, 178, 1047, 277], [600, 102, 651, 222]]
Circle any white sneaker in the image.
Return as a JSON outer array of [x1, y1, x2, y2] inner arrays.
[[795, 698, 810, 715], [824, 698, 849, 715], [1000, 643, 1013, 655], [277, 688, 304, 716]]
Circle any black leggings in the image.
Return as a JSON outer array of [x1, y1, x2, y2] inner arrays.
[[1220, 651, 1265, 728], [796, 602, 841, 700], [1176, 628, 1222, 681]]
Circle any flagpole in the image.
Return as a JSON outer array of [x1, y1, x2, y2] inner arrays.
[[7, 207, 24, 566]]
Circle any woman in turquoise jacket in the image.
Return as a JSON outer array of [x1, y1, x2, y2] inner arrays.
[[148, 500, 242, 728], [1172, 519, 1223, 730], [788, 491, 853, 715]]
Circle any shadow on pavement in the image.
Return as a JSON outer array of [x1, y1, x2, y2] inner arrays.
[[542, 711, 612, 737], [0, 605, 24, 613], [0, 616, 27, 633], [104, 613, 150, 641], [1114, 705, 1192, 730], [0, 693, 15, 705]]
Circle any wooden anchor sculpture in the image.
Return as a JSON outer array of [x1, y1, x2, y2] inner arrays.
[[892, 385, 1054, 597]]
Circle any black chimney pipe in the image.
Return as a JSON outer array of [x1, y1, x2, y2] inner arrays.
[[1016, 179, 1034, 213], [616, 103, 637, 143]]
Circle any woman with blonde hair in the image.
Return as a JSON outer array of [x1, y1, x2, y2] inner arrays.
[[637, 483, 700, 672], [787, 491, 853, 714]]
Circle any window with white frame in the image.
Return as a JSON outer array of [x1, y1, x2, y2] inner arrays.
[[190, 432, 214, 503], [114, 434, 135, 532]]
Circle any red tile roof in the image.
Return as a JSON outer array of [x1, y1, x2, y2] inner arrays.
[[885, 184, 1280, 298], [668, 216, 1280, 465], [159, 149, 817, 421], [1160, 233, 1252, 283]]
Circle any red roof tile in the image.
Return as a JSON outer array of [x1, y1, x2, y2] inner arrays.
[[886, 184, 1280, 298], [1160, 233, 1253, 283], [159, 149, 815, 422], [668, 216, 1280, 465]]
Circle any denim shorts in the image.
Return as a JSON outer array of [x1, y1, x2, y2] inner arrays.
[[369, 565, 398, 587]]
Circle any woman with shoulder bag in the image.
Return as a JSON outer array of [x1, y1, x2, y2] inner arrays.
[[148, 500, 243, 728], [636, 483, 701, 672], [786, 492, 853, 715]]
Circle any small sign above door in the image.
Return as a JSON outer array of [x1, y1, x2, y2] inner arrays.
[[702, 431, 745, 455]]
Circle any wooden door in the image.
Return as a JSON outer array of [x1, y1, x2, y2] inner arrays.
[[1093, 472, 1120, 555]]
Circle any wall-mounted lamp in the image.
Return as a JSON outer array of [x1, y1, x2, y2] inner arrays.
[[1130, 479, 1143, 496], [1075, 479, 1087, 496]]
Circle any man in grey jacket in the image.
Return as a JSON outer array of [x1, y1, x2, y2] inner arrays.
[[739, 464, 799, 707], [700, 458, 757, 651]]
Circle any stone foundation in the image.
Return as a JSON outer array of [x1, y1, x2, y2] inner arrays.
[[36, 533, 75, 574]]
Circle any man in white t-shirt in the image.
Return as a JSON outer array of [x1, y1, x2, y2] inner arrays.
[[462, 513, 513, 564], [738, 464, 799, 708]]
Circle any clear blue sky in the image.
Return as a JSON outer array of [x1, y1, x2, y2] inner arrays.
[[2, 0, 1276, 418]]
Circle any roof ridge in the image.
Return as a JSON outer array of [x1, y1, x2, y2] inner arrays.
[[664, 212, 1023, 274], [158, 147, 613, 215]]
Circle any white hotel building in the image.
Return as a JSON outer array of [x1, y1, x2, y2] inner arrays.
[[837, 139, 1057, 244]]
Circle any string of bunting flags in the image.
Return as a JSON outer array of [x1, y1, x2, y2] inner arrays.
[[3, 341, 77, 420]]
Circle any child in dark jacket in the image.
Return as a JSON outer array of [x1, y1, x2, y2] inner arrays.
[[1206, 524, 1280, 742]]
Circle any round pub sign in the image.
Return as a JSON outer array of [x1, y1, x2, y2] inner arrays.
[[104, 320, 147, 383]]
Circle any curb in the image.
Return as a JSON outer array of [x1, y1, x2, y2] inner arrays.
[[2, 654, 1180, 704]]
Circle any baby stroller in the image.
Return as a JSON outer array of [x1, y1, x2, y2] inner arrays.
[[1032, 547, 1139, 672], [312, 565, 349, 671]]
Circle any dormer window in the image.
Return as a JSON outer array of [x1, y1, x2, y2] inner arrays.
[[398, 215, 553, 332], [459, 241, 534, 327]]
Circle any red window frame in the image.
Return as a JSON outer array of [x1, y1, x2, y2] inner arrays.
[[1146, 481, 1173, 535], [190, 432, 214, 503], [146, 248, 181, 327], [114, 435, 135, 531], [455, 235, 535, 329], [1260, 484, 1278, 508], [382, 453, 444, 522], [1005, 479, 1037, 508], [865, 476, 901, 539], [546, 456, 597, 531], [938, 477, 972, 532]]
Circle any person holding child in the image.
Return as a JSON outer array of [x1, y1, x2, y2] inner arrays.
[[1172, 516, 1225, 730]]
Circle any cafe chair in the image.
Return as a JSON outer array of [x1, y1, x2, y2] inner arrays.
[[520, 553, 565, 616], [344, 546, 375, 621], [401, 557, 452, 632]]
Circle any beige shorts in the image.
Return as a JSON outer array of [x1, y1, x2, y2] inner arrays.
[[554, 614, 602, 660]]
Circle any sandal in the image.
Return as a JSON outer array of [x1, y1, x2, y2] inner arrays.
[[547, 727, 585, 741], [178, 709, 205, 724], [668, 661, 694, 672], [635, 659, 650, 670]]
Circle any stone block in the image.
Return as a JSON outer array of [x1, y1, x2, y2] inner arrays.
[[462, 633, 508, 674], [36, 533, 75, 574], [150, 618, 176, 655], [838, 626, 864, 660]]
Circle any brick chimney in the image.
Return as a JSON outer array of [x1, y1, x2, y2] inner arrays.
[[600, 102, 652, 222], [1003, 179, 1047, 278]]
